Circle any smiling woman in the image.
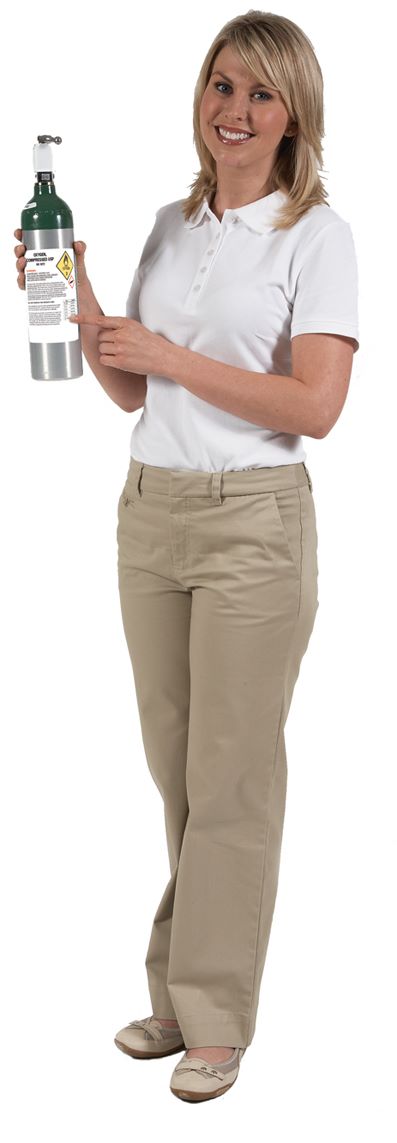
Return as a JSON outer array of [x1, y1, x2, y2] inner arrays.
[[114, 9, 360, 1102]]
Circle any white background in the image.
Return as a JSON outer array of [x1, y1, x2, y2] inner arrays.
[[1, 1, 395, 1138]]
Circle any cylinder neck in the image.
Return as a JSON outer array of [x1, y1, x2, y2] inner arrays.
[[34, 173, 57, 193]]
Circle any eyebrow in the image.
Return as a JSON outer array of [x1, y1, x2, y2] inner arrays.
[[212, 69, 277, 91]]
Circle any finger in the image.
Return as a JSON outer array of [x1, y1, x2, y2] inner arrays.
[[98, 340, 116, 355], [98, 354, 118, 367], [68, 314, 124, 326], [14, 229, 22, 239]]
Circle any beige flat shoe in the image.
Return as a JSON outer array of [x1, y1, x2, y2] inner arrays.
[[170, 1046, 245, 1101], [114, 1015, 186, 1059]]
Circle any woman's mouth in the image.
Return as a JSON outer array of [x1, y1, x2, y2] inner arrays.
[[214, 125, 255, 145]]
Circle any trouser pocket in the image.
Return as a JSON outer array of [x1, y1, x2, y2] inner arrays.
[[302, 462, 313, 492], [267, 487, 303, 580]]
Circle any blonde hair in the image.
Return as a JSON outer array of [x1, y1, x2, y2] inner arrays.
[[181, 9, 329, 230]]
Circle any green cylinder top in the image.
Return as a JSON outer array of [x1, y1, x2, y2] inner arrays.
[[22, 181, 73, 231]]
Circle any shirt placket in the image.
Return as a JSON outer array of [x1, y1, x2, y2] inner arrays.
[[185, 216, 239, 311]]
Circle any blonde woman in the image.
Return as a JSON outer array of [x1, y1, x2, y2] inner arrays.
[[14, 9, 359, 1104]]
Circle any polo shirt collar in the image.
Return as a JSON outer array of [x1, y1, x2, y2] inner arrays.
[[183, 189, 287, 235]]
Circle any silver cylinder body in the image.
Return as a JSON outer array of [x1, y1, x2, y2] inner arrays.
[[22, 226, 83, 381]]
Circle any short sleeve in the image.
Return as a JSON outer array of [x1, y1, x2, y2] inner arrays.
[[291, 220, 360, 353]]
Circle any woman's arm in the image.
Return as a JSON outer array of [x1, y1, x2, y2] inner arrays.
[[78, 278, 147, 412], [159, 332, 354, 438]]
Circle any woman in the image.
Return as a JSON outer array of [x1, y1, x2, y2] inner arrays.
[[15, 10, 359, 1104]]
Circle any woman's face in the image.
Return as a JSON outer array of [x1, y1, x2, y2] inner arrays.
[[199, 44, 296, 174]]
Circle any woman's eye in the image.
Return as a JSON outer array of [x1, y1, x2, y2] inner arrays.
[[213, 82, 271, 100]]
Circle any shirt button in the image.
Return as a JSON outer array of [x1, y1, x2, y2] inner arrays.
[[200, 266, 207, 273], [193, 284, 201, 291], [232, 216, 238, 223], [207, 248, 215, 254]]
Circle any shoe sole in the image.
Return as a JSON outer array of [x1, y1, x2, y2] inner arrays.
[[170, 1078, 237, 1101], [114, 1036, 186, 1060]]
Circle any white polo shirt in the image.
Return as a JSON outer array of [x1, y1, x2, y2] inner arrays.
[[126, 189, 359, 472]]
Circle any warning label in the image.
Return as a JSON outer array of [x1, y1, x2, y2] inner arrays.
[[25, 247, 80, 343], [56, 250, 74, 280]]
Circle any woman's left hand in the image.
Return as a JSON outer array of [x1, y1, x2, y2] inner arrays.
[[68, 314, 173, 376]]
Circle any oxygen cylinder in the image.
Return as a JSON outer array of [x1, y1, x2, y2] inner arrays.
[[21, 135, 83, 381]]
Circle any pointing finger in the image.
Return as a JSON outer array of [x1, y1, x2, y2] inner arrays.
[[68, 314, 125, 326]]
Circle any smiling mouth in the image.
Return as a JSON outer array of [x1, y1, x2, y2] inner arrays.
[[214, 125, 255, 144]]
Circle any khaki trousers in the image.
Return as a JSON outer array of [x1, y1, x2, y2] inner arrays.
[[117, 456, 319, 1049]]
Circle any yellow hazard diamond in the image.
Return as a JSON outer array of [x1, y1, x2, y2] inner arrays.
[[56, 251, 74, 280]]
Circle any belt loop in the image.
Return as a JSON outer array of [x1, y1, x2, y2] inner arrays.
[[137, 463, 144, 497], [211, 471, 223, 505], [302, 461, 313, 492]]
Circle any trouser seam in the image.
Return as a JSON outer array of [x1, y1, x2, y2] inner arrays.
[[244, 603, 300, 1040]]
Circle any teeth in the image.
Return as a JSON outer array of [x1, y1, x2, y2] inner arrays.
[[217, 127, 252, 140]]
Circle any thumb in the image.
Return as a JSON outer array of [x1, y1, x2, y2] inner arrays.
[[73, 240, 87, 257], [73, 240, 88, 283]]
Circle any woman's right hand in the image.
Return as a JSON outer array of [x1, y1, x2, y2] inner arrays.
[[14, 230, 89, 290]]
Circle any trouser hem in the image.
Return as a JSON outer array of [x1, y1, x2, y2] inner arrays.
[[174, 1013, 250, 1049]]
